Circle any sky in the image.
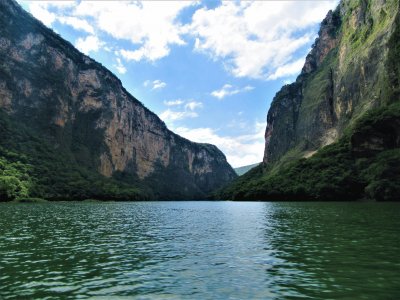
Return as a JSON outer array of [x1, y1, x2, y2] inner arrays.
[[17, 0, 339, 168]]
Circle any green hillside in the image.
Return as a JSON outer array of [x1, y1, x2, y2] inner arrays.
[[234, 163, 261, 176]]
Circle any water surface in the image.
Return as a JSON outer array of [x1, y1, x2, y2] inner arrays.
[[0, 201, 399, 299]]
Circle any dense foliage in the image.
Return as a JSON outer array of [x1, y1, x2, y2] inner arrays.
[[387, 0, 400, 103], [217, 104, 400, 201], [0, 0, 237, 202], [0, 111, 149, 201], [218, 0, 400, 202]]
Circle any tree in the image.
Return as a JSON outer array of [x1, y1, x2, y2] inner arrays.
[[0, 176, 29, 201]]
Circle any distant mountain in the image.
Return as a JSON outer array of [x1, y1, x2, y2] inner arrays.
[[219, 0, 400, 201], [0, 0, 237, 201], [234, 163, 261, 176]]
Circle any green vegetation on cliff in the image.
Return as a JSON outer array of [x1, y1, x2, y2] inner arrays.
[[0, 0, 237, 202], [387, 0, 400, 103], [234, 163, 261, 176], [0, 107, 232, 201], [0, 110, 149, 201], [218, 103, 400, 201], [220, 0, 400, 201]]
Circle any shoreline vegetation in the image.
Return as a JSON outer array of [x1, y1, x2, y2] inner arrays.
[[216, 103, 400, 202], [11, 197, 48, 203], [0, 0, 236, 203], [1, 0, 399, 202], [2, 104, 400, 203], [4, 199, 400, 203], [1, 101, 399, 203]]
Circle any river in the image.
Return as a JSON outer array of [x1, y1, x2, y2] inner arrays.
[[0, 201, 399, 299]]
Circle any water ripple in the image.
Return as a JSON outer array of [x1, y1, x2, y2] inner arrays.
[[0, 201, 399, 299]]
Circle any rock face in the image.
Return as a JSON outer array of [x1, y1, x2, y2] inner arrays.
[[351, 116, 400, 157], [0, 0, 236, 199], [217, 0, 400, 202], [263, 0, 399, 165]]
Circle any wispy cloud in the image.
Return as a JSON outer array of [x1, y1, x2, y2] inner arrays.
[[24, 1, 197, 62], [185, 101, 203, 111], [75, 35, 103, 55], [189, 1, 337, 79], [23, 0, 337, 79], [27, 2, 57, 26], [58, 16, 94, 34], [175, 121, 266, 168], [144, 79, 167, 90], [159, 109, 198, 122], [211, 84, 254, 100], [114, 58, 126, 74], [74, 1, 197, 62], [164, 99, 184, 106], [267, 58, 304, 80], [152, 80, 167, 90], [159, 99, 203, 125]]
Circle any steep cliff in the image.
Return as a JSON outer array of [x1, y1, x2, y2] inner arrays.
[[0, 0, 236, 201], [219, 0, 400, 201], [264, 0, 399, 164]]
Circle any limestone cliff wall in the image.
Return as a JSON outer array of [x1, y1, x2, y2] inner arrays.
[[263, 0, 399, 164], [0, 0, 236, 198]]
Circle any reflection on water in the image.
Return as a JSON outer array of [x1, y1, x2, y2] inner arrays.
[[0, 201, 399, 299]]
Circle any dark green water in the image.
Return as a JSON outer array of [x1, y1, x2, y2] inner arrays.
[[0, 202, 399, 299]]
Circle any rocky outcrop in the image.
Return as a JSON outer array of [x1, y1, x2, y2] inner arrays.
[[0, 0, 236, 199], [218, 0, 400, 202], [351, 116, 400, 156], [263, 0, 400, 165], [301, 9, 341, 75], [263, 7, 341, 163], [263, 82, 303, 163]]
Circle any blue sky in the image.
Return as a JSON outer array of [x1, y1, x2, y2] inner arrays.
[[17, 0, 338, 168]]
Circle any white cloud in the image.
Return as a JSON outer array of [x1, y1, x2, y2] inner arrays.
[[185, 101, 203, 111], [267, 58, 305, 80], [103, 46, 113, 52], [159, 100, 203, 125], [24, 1, 75, 27], [159, 109, 198, 122], [164, 100, 185, 106], [144, 79, 167, 90], [25, 1, 197, 62], [175, 121, 266, 168], [114, 58, 127, 75], [58, 16, 94, 34], [189, 1, 338, 79], [73, 1, 197, 62], [144, 80, 167, 90], [283, 79, 295, 85], [211, 84, 254, 99], [75, 35, 103, 55], [119, 49, 147, 62], [28, 2, 56, 26], [152, 80, 167, 90], [162, 99, 203, 110], [24, 0, 338, 80]]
